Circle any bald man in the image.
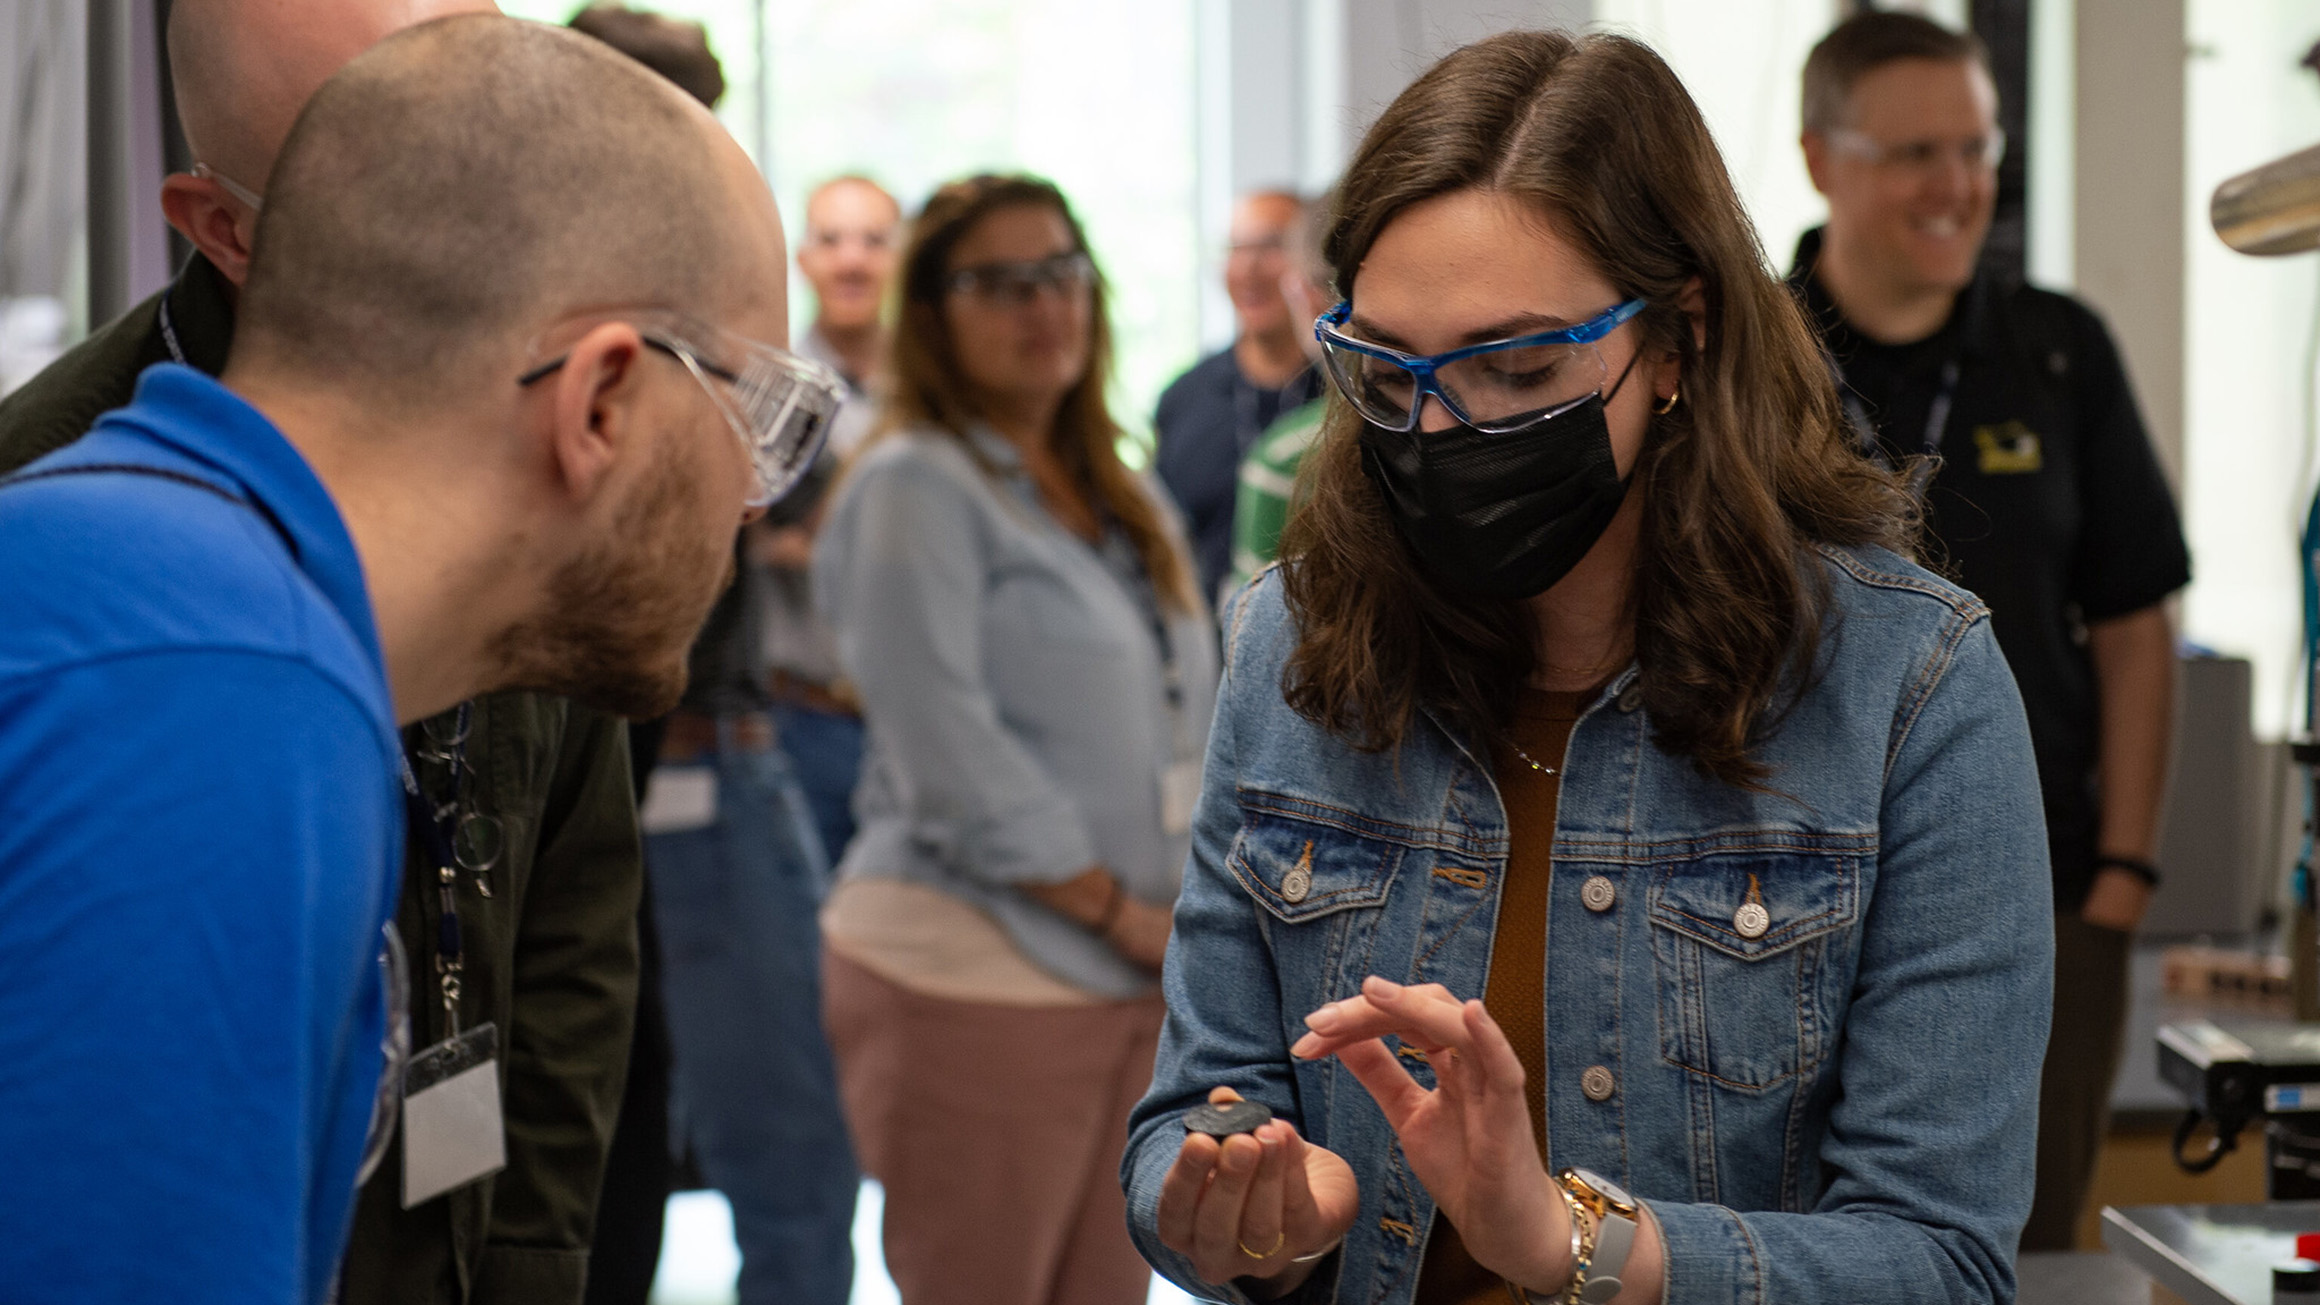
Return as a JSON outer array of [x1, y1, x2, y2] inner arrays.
[[0, 14, 821, 1304], [0, 5, 652, 1304], [765, 174, 899, 866], [794, 174, 897, 442]]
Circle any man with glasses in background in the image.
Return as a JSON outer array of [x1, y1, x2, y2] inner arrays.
[[1155, 188, 1322, 607], [760, 173, 902, 868], [1790, 10, 2190, 1251], [1227, 192, 1330, 595]]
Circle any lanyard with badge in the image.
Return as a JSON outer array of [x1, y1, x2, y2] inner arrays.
[[1118, 535, 1200, 836], [1843, 355, 1960, 499], [395, 702, 510, 1206]]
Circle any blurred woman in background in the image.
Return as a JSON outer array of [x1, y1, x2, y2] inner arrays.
[[815, 173, 1218, 1305]]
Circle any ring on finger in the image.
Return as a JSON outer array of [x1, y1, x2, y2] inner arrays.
[[1238, 1230, 1287, 1259]]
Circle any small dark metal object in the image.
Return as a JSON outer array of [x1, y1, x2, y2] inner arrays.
[[1183, 1099, 1273, 1138]]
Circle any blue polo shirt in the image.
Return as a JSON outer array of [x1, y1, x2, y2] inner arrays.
[[0, 364, 404, 1302]]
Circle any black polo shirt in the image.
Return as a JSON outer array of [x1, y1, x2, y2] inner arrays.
[[1790, 227, 2191, 911]]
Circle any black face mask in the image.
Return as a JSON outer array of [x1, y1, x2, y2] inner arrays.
[[1358, 361, 1639, 601]]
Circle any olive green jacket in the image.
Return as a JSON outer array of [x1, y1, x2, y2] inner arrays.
[[0, 257, 643, 1305]]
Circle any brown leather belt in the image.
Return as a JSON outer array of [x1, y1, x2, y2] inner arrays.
[[764, 669, 862, 718], [658, 709, 775, 763]]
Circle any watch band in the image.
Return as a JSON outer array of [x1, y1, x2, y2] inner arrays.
[[1577, 1201, 1637, 1303], [1555, 1169, 1640, 1305]]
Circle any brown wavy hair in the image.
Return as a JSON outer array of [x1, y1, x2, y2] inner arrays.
[[1280, 30, 1918, 785], [870, 173, 1196, 612]]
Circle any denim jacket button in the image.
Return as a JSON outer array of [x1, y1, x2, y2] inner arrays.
[[1581, 1065, 1617, 1101], [1281, 865, 1312, 903], [1615, 685, 1644, 713], [1733, 902, 1771, 939], [1580, 876, 1616, 912]]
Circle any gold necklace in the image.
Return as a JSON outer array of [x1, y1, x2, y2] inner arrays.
[[1508, 742, 1559, 777]]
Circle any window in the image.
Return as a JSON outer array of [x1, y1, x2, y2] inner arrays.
[[506, 1, 1200, 451], [2182, 0, 2320, 733]]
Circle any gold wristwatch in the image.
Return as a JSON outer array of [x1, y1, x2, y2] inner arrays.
[[1555, 1168, 1640, 1304]]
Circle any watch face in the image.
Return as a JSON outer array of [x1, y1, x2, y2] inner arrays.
[[1573, 1167, 1635, 1211]]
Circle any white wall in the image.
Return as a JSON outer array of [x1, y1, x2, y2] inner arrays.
[[1592, 0, 1837, 274]]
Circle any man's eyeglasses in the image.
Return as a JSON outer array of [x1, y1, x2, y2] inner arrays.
[[518, 316, 845, 508], [1826, 127, 2007, 176], [944, 251, 1096, 306], [1315, 298, 1647, 434]]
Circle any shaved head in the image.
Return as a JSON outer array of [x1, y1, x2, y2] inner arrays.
[[805, 175, 899, 233], [166, 0, 496, 190], [234, 15, 778, 412]]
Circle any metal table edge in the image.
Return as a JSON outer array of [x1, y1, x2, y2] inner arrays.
[[2101, 1205, 2239, 1305]]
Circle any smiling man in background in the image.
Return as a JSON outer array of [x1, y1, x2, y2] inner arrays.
[[1154, 188, 1321, 606], [1789, 10, 2190, 1251]]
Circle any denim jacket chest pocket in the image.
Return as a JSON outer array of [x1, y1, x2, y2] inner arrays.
[[1647, 843, 1863, 1092], [1226, 796, 1421, 1011]]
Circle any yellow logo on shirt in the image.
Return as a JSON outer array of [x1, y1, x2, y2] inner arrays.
[[1974, 421, 2043, 474]]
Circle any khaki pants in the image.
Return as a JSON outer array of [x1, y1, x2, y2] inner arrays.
[[2020, 915, 2133, 1251], [823, 950, 1167, 1305]]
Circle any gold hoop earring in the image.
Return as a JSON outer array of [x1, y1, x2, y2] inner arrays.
[[1654, 388, 1681, 415]]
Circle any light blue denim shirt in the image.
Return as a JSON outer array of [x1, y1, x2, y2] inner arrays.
[[1124, 545, 2054, 1304], [815, 425, 1219, 999]]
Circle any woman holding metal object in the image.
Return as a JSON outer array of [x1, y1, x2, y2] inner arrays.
[[1123, 30, 2052, 1305], [815, 173, 1216, 1305]]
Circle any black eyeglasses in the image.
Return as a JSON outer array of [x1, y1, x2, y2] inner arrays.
[[944, 251, 1096, 305]]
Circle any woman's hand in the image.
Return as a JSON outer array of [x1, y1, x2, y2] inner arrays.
[[1155, 1087, 1361, 1295], [1291, 976, 1571, 1295], [1021, 867, 1174, 973], [1104, 896, 1173, 973]]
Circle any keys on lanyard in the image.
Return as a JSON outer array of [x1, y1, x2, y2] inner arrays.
[[398, 702, 503, 1031]]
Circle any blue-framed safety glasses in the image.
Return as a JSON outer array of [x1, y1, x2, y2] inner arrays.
[[1315, 297, 1646, 433]]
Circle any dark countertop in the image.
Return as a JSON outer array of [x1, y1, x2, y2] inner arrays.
[[2101, 1201, 2320, 1305]]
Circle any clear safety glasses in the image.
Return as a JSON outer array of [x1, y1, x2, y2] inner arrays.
[[1824, 127, 2007, 177], [520, 314, 846, 508], [192, 162, 264, 211], [1315, 298, 1646, 433]]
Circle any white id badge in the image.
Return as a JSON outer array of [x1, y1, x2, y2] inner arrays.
[[402, 1022, 506, 1208], [639, 764, 718, 834], [1160, 760, 1202, 835]]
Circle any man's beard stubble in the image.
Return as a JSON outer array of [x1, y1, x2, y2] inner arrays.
[[486, 452, 736, 719]]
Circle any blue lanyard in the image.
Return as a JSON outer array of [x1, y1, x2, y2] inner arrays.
[[399, 702, 474, 1031], [1844, 357, 1961, 498]]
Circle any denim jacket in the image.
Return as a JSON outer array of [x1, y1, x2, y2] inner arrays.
[[1124, 545, 2053, 1305]]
